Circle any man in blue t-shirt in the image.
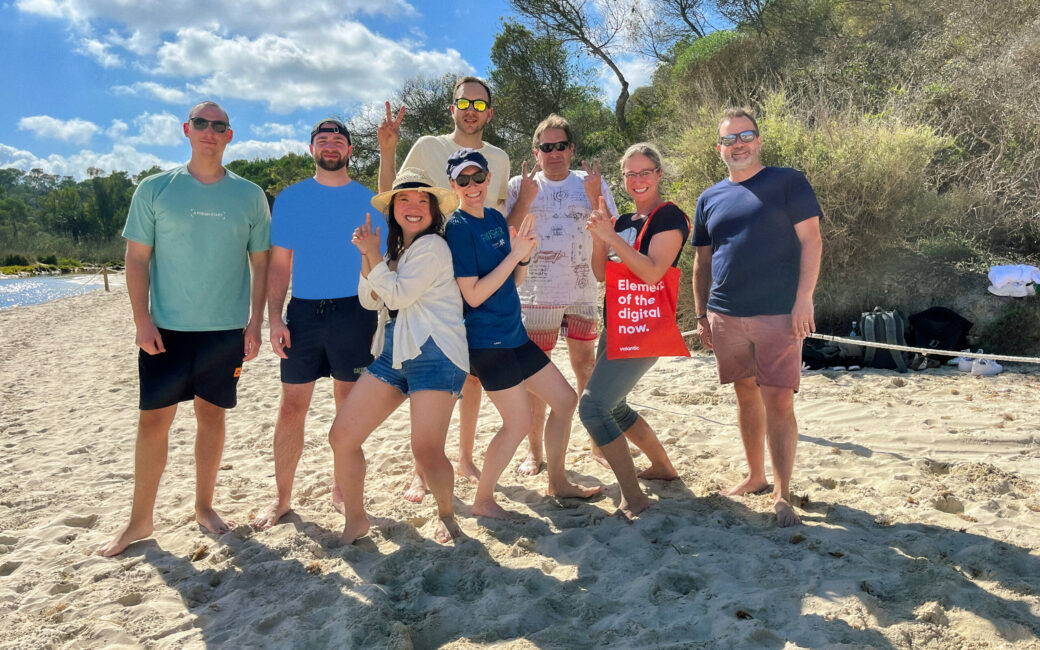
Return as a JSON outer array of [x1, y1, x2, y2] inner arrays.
[[692, 107, 823, 528], [253, 119, 378, 529]]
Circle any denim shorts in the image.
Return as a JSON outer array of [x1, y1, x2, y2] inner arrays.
[[366, 320, 467, 396]]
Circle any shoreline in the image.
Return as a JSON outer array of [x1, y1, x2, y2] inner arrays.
[[1, 286, 1038, 647]]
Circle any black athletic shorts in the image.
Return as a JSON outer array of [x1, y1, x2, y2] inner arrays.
[[468, 339, 550, 392], [281, 296, 376, 384], [138, 328, 244, 410]]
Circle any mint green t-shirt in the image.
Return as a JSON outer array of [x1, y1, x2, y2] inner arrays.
[[122, 166, 271, 331]]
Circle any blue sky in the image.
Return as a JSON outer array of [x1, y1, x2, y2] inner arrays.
[[0, 0, 658, 180]]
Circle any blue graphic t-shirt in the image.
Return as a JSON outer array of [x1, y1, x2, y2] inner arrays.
[[271, 178, 377, 299], [444, 207, 528, 349], [692, 167, 821, 316]]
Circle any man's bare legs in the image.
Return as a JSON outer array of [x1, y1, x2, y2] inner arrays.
[[329, 375, 406, 544], [725, 377, 768, 496], [473, 386, 532, 519], [759, 385, 801, 527], [193, 397, 234, 534], [254, 380, 354, 528], [404, 375, 481, 503], [253, 382, 314, 528], [597, 433, 652, 519], [725, 377, 801, 526], [97, 405, 177, 556], [519, 337, 595, 476], [523, 364, 600, 498], [409, 391, 463, 543]]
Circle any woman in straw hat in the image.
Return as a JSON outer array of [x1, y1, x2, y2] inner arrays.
[[328, 167, 468, 545]]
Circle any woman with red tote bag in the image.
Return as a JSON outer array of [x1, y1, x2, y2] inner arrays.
[[580, 143, 690, 518]]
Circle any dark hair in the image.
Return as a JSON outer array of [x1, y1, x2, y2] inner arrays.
[[719, 107, 759, 134], [386, 191, 446, 262], [453, 76, 492, 104]]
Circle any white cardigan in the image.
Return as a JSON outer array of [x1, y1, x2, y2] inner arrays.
[[358, 234, 469, 372]]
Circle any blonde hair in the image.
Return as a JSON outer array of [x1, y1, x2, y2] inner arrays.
[[620, 142, 664, 173]]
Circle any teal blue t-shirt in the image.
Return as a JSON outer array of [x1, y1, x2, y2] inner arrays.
[[122, 166, 271, 331]]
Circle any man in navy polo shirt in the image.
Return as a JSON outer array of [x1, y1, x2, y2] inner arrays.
[[692, 107, 823, 527], [254, 119, 378, 529]]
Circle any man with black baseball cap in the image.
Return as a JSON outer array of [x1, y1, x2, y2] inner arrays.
[[254, 118, 380, 529]]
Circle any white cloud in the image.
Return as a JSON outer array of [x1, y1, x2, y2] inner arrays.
[[0, 141, 179, 179], [106, 119, 129, 139], [154, 25, 469, 111], [125, 112, 184, 146], [598, 55, 658, 103], [225, 138, 310, 162], [17, 115, 100, 145], [76, 37, 122, 67], [112, 81, 190, 104], [250, 122, 299, 138]]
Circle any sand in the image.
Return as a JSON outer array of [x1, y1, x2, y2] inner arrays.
[[1, 281, 1039, 649]]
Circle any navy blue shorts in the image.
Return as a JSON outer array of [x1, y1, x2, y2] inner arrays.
[[469, 339, 550, 392], [366, 320, 467, 396], [138, 328, 244, 410], [281, 296, 376, 384]]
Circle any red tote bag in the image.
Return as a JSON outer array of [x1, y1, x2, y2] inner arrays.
[[605, 203, 691, 360]]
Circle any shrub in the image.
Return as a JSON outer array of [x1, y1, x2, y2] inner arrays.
[[38, 253, 58, 265], [2, 253, 30, 266]]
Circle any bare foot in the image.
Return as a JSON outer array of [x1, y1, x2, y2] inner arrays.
[[331, 483, 345, 515], [339, 516, 371, 545], [97, 521, 153, 557], [588, 451, 611, 470], [433, 515, 463, 544], [516, 453, 545, 477], [774, 498, 802, 527], [723, 476, 769, 496], [547, 481, 601, 499], [455, 459, 481, 485], [196, 507, 235, 534], [403, 473, 427, 504], [471, 499, 522, 520], [637, 465, 679, 481], [252, 502, 290, 530], [616, 495, 653, 520]]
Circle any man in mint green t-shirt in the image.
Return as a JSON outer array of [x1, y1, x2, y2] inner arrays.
[[98, 101, 271, 557]]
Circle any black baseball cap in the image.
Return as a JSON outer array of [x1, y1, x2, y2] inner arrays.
[[310, 118, 351, 144]]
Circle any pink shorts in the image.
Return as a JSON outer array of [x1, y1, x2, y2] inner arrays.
[[708, 311, 801, 391], [522, 304, 599, 352]]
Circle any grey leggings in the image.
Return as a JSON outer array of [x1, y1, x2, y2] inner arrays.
[[578, 333, 658, 446]]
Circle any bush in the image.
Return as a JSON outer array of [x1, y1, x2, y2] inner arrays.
[[38, 253, 58, 265], [2, 253, 30, 266]]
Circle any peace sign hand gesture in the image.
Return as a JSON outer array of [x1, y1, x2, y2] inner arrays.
[[581, 158, 603, 204], [585, 196, 615, 241], [516, 160, 541, 207], [377, 101, 406, 151], [510, 212, 539, 260]]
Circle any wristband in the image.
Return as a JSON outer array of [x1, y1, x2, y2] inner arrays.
[[696, 314, 708, 320], [517, 258, 531, 267]]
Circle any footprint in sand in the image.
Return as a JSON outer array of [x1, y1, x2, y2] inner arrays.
[[61, 513, 99, 529], [931, 494, 964, 514], [0, 560, 22, 577]]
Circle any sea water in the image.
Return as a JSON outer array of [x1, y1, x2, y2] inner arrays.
[[0, 274, 107, 310]]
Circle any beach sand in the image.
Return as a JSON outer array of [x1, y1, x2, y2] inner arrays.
[[1, 282, 1039, 648]]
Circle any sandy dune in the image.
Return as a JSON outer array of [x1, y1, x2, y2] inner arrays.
[[1, 282, 1038, 648]]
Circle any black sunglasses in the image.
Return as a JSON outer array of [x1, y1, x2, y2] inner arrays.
[[454, 98, 489, 112], [454, 171, 488, 187], [718, 130, 757, 146], [190, 117, 229, 133], [537, 141, 570, 153]]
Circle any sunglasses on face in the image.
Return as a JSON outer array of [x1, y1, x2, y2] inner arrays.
[[718, 130, 757, 146], [454, 171, 488, 187], [454, 98, 489, 112], [623, 168, 659, 180], [537, 141, 570, 153], [190, 117, 229, 133]]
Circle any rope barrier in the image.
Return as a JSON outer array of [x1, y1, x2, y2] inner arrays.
[[679, 328, 1040, 364]]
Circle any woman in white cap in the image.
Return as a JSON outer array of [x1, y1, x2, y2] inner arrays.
[[443, 148, 600, 520], [328, 167, 468, 545]]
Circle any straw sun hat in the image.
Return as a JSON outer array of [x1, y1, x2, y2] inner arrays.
[[370, 167, 458, 216]]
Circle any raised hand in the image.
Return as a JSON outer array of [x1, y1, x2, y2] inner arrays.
[[510, 213, 539, 260], [581, 158, 603, 203], [585, 195, 615, 241], [516, 160, 541, 207], [377, 101, 406, 151], [351, 212, 382, 261]]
